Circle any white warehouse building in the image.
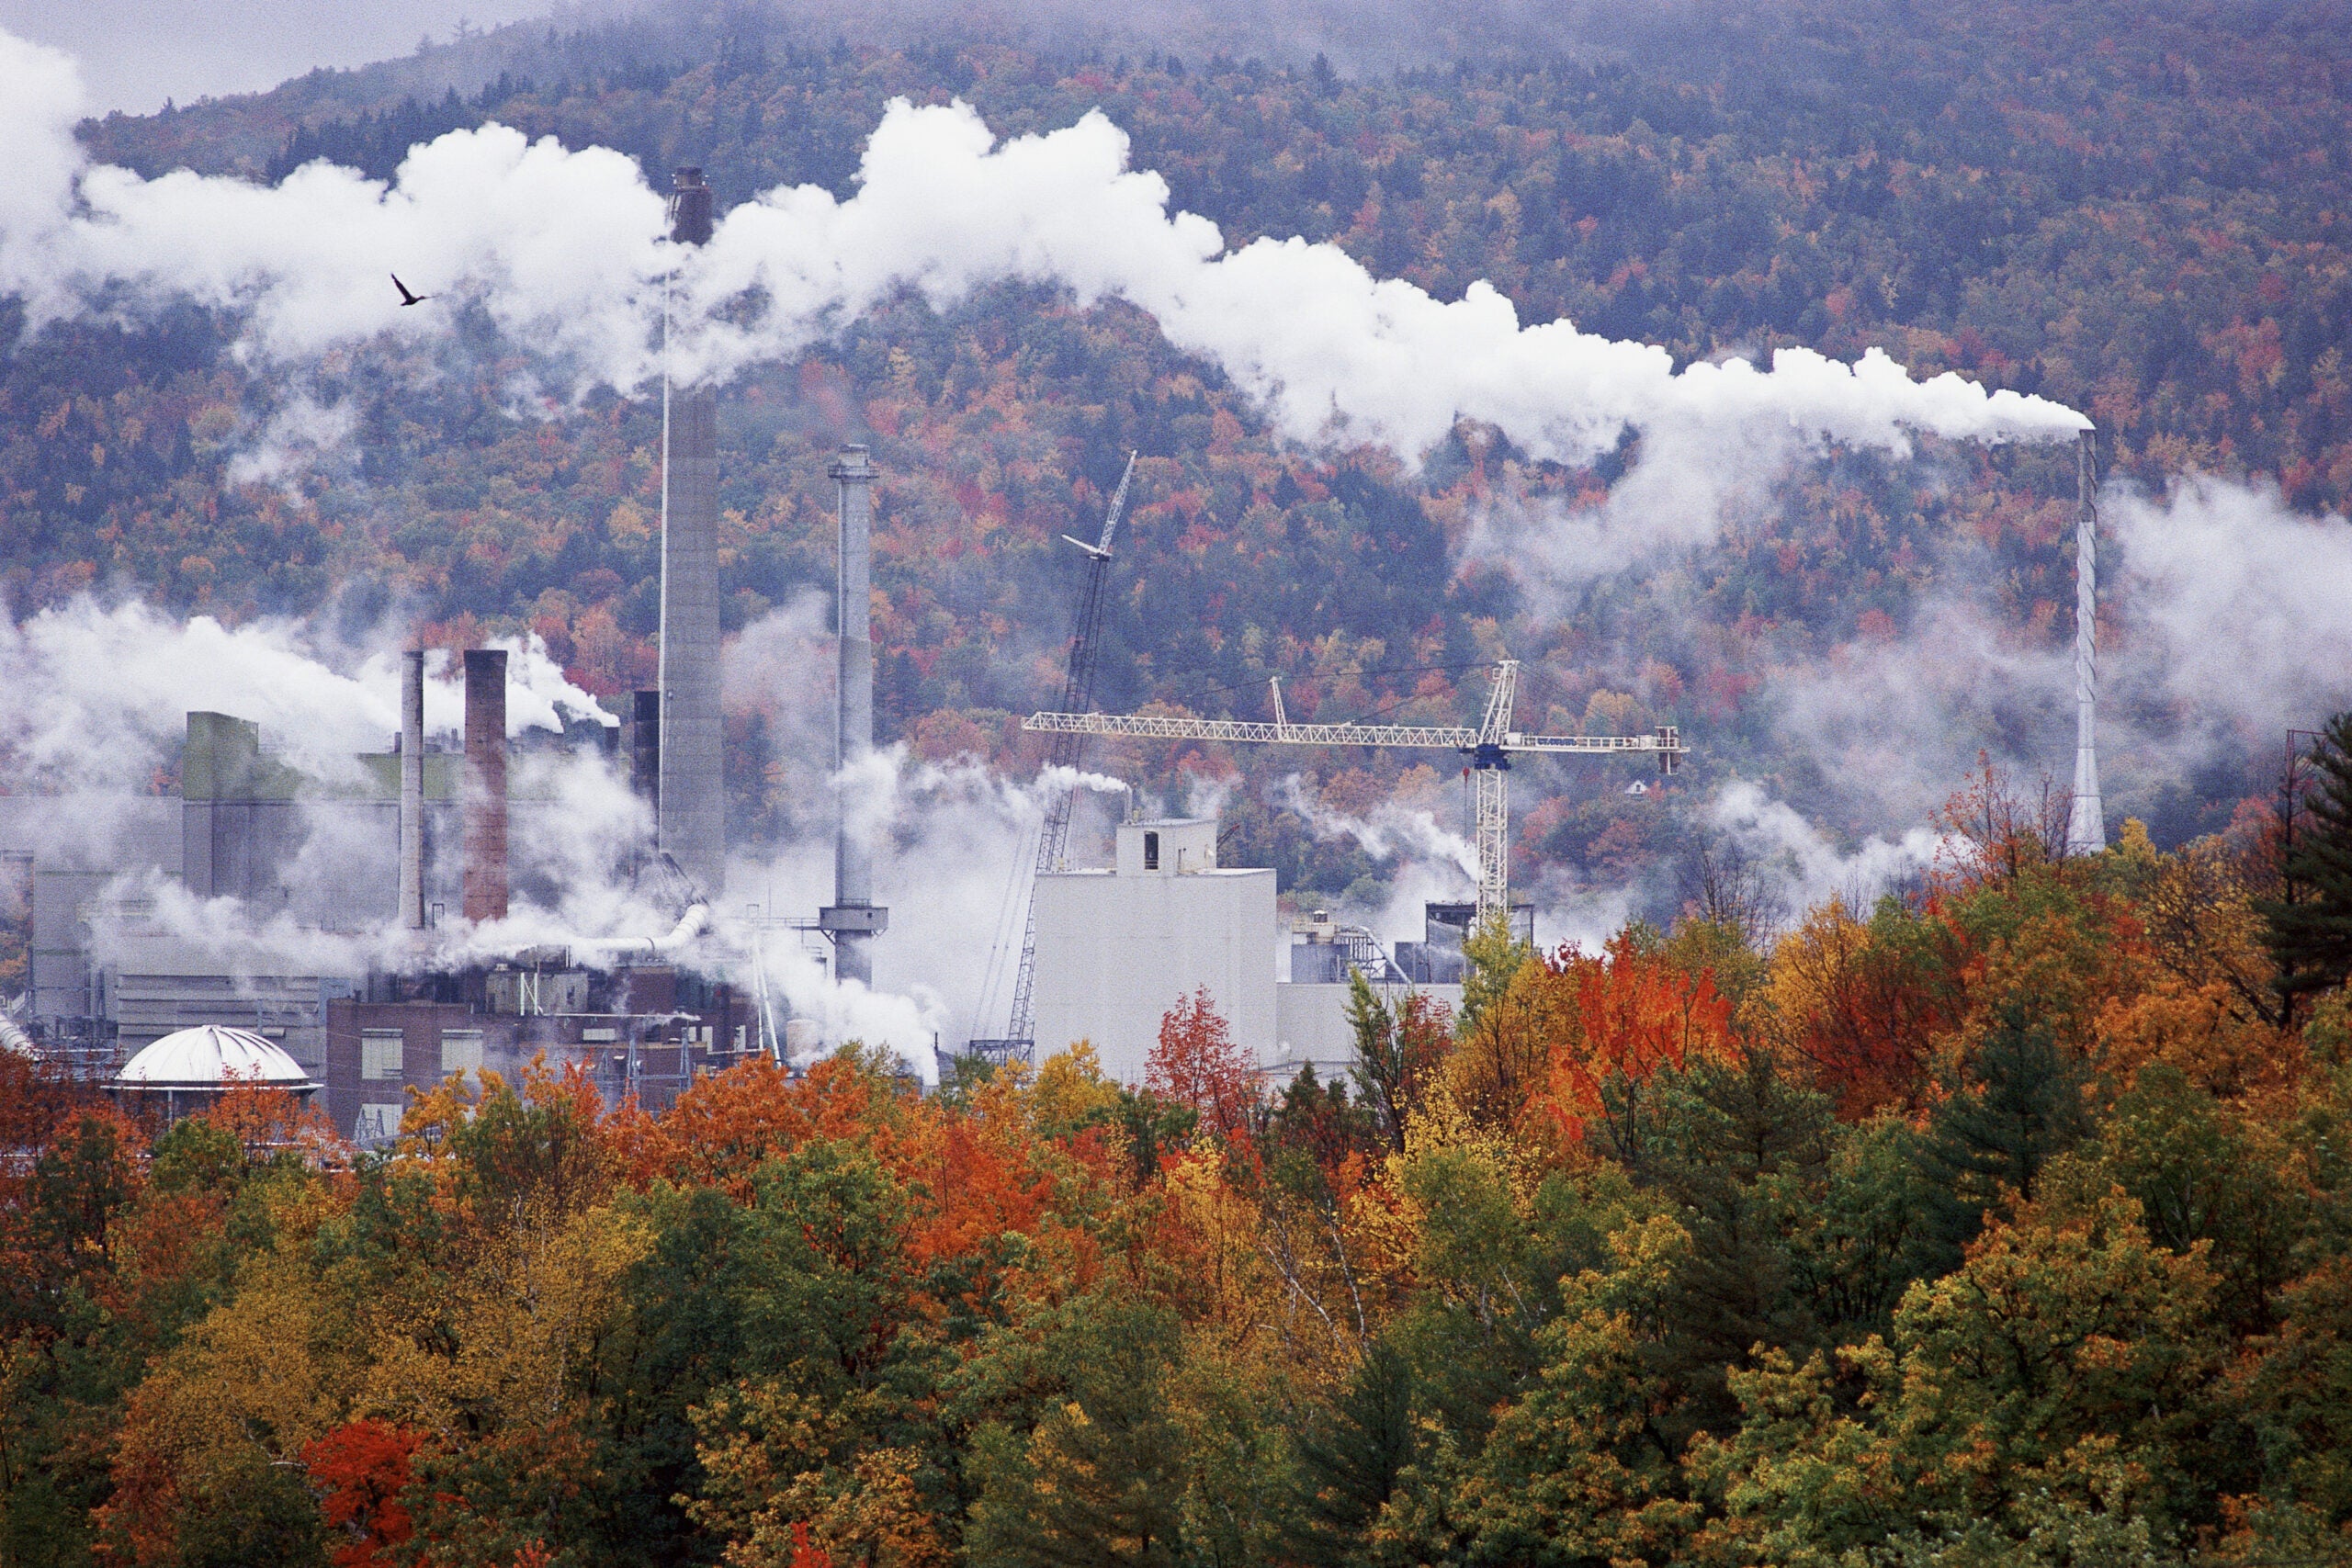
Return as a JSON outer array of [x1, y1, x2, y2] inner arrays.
[[1030, 817, 1463, 1086]]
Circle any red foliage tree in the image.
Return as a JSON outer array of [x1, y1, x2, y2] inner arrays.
[[302, 1419, 419, 1568], [1147, 987, 1258, 1144]]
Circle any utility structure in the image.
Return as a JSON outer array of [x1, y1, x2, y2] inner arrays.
[[1024, 660, 1686, 928], [2065, 427, 2107, 854], [977, 453, 1138, 1059], [818, 444, 888, 987], [658, 166, 726, 897]]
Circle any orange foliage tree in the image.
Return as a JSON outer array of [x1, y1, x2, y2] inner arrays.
[[1538, 932, 1737, 1161]]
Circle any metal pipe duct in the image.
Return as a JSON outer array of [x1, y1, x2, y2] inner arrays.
[[658, 166, 725, 897], [400, 649, 425, 930], [462, 649, 508, 923], [820, 444, 888, 985]]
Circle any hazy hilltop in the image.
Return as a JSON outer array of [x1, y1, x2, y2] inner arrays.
[[13, 0, 2352, 913]]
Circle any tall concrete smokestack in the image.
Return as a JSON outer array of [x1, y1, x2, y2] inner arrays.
[[2065, 428, 2107, 855], [819, 445, 888, 985], [400, 649, 425, 930], [658, 166, 725, 897], [462, 649, 508, 923]]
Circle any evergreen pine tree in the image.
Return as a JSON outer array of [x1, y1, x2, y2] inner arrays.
[[2260, 711, 2352, 1002]]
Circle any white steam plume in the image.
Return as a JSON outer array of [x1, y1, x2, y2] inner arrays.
[[0, 598, 610, 792], [1707, 780, 1947, 915], [1753, 476, 2352, 834], [0, 28, 2085, 474], [2108, 474, 2352, 738]]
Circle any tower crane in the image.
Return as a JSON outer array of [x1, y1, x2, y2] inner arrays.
[[1022, 660, 1686, 929], [974, 452, 1139, 1060]]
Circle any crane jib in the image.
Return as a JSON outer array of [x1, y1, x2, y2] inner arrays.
[[1011, 657, 1690, 943]]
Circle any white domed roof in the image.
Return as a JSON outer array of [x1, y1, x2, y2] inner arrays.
[[115, 1026, 315, 1090]]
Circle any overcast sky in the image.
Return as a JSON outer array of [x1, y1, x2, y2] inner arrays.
[[0, 0, 560, 115]]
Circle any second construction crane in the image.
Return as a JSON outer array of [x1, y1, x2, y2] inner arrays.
[[1023, 660, 1687, 929], [975, 453, 1139, 1060]]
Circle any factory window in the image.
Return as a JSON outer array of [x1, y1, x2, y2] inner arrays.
[[1143, 830, 1159, 870], [439, 1030, 484, 1076], [360, 1029, 403, 1081]]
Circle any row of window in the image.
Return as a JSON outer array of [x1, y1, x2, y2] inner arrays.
[[359, 1028, 484, 1081]]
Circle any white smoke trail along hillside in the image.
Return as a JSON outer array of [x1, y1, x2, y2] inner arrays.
[[0, 28, 2086, 471]]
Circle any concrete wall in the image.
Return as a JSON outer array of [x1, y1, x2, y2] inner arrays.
[[102, 931, 349, 1073], [1272, 979, 1465, 1085], [1031, 866, 1277, 1084]]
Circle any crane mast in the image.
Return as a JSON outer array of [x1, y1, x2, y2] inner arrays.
[[985, 453, 1137, 1059], [1023, 660, 1686, 928]]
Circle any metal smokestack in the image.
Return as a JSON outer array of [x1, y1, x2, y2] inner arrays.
[[2065, 428, 2106, 855], [819, 445, 888, 985], [658, 166, 725, 896], [462, 649, 508, 923], [399, 649, 425, 930]]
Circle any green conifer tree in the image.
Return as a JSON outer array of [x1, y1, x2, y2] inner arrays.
[[2260, 712, 2352, 1004]]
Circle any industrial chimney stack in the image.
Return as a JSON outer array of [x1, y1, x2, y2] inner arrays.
[[2065, 428, 2106, 855], [399, 649, 425, 930], [819, 445, 888, 985], [658, 167, 725, 897], [462, 649, 508, 923]]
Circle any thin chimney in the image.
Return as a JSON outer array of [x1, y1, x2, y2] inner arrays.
[[400, 649, 425, 930], [820, 444, 888, 984], [2065, 428, 2106, 854], [462, 649, 508, 923]]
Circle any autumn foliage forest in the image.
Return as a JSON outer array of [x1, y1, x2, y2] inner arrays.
[[8, 761, 2352, 1567]]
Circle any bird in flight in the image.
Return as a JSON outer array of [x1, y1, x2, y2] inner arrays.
[[391, 274, 431, 307]]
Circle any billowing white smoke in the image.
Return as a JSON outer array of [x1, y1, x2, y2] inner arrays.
[[1707, 780, 1948, 915], [0, 28, 2085, 474], [0, 32, 666, 387], [2109, 474, 2352, 739], [1273, 773, 1481, 955], [724, 599, 1155, 1074], [0, 596, 609, 792], [1279, 772, 1477, 884], [1753, 475, 2352, 832]]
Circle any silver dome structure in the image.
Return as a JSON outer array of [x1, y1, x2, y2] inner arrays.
[[111, 1025, 320, 1122]]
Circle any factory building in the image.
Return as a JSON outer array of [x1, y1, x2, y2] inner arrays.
[[324, 954, 756, 1145], [1028, 817, 1464, 1086], [0, 647, 760, 1141]]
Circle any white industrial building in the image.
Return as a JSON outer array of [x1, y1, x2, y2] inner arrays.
[[1030, 817, 1464, 1086]]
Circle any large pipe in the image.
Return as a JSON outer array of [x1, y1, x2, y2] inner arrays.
[[825, 444, 887, 986], [400, 649, 425, 930], [658, 166, 726, 897], [462, 649, 508, 923], [2065, 428, 2106, 854]]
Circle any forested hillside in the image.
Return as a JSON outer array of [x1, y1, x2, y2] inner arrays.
[[10, 786, 2352, 1566], [10, 0, 2352, 898]]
